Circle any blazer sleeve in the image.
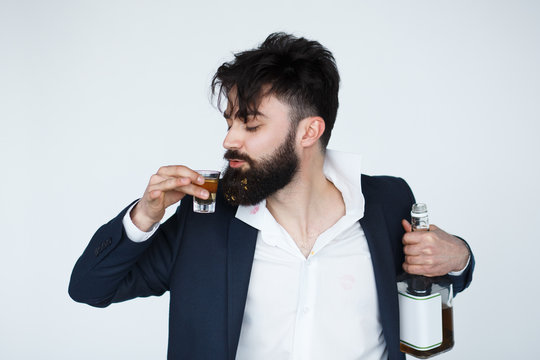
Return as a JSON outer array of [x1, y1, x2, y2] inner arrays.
[[68, 199, 190, 307], [447, 236, 475, 295]]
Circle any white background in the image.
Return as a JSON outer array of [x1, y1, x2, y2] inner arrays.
[[1, 0, 539, 359]]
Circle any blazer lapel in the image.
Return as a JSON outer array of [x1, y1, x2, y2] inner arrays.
[[360, 202, 401, 360], [227, 217, 258, 360]]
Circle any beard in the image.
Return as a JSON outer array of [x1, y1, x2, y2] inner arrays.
[[221, 127, 299, 206]]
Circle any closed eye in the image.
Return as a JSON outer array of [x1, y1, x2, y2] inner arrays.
[[245, 126, 260, 132]]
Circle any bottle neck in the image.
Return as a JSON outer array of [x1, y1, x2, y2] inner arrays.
[[407, 275, 433, 296], [411, 215, 429, 231], [408, 214, 431, 295]]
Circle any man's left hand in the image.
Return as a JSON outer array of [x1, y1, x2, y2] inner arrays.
[[401, 219, 470, 277]]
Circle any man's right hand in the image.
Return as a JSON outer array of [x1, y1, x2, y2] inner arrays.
[[130, 165, 209, 231]]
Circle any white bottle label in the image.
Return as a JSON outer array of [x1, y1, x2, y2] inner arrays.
[[399, 291, 443, 351]]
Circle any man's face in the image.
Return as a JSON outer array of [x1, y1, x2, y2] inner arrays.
[[221, 95, 299, 206]]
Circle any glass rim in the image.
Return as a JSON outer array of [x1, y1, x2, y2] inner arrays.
[[195, 169, 221, 177]]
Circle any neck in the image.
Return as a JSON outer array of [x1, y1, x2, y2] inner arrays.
[[265, 148, 345, 253]]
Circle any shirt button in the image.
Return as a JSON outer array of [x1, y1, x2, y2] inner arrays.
[[303, 307, 310, 314]]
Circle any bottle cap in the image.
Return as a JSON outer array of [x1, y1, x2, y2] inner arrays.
[[411, 203, 428, 218]]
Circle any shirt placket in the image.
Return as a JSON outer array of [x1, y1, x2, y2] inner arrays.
[[291, 255, 317, 360]]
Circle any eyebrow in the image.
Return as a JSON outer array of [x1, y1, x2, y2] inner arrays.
[[223, 109, 267, 121], [249, 110, 267, 120]]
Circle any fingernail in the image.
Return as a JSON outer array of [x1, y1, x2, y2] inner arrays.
[[197, 176, 204, 184], [201, 190, 209, 198]]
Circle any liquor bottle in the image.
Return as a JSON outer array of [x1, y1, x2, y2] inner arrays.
[[397, 203, 454, 358]]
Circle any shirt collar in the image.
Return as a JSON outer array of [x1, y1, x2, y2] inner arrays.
[[323, 149, 364, 219], [235, 149, 365, 235]]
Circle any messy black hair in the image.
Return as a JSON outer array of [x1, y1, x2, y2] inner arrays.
[[211, 32, 340, 149]]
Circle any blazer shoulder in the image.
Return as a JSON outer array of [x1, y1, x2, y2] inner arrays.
[[360, 174, 416, 221], [361, 174, 414, 200]]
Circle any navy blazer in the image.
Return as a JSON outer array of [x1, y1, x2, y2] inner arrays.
[[69, 175, 474, 360]]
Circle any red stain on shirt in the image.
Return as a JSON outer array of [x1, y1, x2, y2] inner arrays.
[[340, 274, 356, 290], [250, 205, 260, 215]]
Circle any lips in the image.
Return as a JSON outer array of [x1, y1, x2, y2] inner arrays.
[[228, 159, 246, 168], [224, 150, 252, 169]]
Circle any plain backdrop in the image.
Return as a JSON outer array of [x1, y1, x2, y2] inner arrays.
[[1, 0, 539, 359]]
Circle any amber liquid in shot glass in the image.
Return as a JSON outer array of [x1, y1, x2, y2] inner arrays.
[[193, 170, 220, 213]]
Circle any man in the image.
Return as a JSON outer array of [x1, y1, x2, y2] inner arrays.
[[69, 33, 474, 360]]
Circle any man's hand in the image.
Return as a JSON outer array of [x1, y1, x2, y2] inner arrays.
[[130, 166, 209, 231], [402, 219, 470, 277]]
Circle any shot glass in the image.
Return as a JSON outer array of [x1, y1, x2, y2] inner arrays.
[[193, 170, 220, 213]]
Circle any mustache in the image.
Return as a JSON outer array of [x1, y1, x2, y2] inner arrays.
[[223, 150, 254, 165]]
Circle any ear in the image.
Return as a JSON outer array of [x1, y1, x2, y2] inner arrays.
[[299, 116, 325, 148]]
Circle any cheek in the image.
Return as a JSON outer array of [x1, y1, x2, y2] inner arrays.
[[246, 131, 284, 155]]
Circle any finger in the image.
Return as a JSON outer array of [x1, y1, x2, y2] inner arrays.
[[403, 263, 434, 276], [149, 177, 211, 200], [402, 219, 412, 233], [402, 231, 422, 245], [405, 255, 433, 266], [149, 173, 195, 189], [403, 244, 424, 256], [157, 165, 205, 185], [405, 241, 435, 255], [148, 173, 166, 186], [403, 262, 418, 274], [173, 183, 210, 199], [148, 177, 193, 194]]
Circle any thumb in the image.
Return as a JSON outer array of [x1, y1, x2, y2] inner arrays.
[[402, 219, 412, 232]]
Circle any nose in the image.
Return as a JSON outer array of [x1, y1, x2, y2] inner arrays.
[[223, 122, 244, 150]]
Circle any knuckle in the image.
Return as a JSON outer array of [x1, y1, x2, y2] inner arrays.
[[402, 234, 411, 244], [404, 263, 414, 273], [145, 188, 156, 199]]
